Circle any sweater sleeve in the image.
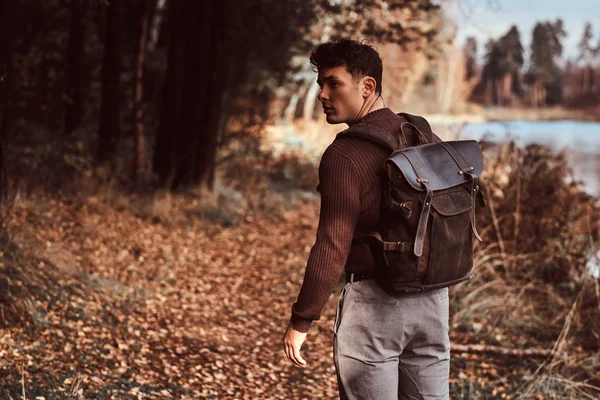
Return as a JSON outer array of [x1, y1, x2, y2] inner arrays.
[[289, 146, 362, 332]]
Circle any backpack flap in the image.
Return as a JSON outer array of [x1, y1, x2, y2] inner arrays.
[[387, 140, 483, 191]]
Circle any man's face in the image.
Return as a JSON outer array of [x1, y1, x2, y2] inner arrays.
[[317, 65, 364, 125]]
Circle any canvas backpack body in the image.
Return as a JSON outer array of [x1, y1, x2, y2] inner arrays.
[[340, 113, 486, 293]]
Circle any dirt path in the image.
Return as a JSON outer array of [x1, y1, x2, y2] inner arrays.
[[1, 194, 343, 399]]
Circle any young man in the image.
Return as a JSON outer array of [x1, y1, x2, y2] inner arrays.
[[283, 40, 450, 399]]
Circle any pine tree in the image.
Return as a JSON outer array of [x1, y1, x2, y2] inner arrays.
[[577, 22, 594, 94], [464, 36, 478, 81], [497, 25, 524, 105], [482, 39, 502, 105], [527, 19, 566, 106]]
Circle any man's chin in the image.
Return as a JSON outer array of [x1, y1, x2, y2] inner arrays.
[[325, 115, 345, 125]]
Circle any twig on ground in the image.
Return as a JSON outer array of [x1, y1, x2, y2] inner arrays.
[[451, 343, 553, 358]]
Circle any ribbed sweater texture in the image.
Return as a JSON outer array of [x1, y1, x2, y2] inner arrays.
[[290, 108, 410, 333]]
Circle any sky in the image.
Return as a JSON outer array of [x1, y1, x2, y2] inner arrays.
[[444, 0, 600, 63]]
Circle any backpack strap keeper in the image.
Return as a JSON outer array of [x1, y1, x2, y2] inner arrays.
[[383, 241, 412, 253], [414, 179, 433, 257]]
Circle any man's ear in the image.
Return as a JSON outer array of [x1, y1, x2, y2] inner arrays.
[[363, 77, 376, 97]]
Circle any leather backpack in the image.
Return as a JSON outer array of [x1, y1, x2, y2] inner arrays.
[[340, 113, 486, 292]]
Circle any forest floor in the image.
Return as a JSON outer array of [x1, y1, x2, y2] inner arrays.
[[0, 188, 594, 399]]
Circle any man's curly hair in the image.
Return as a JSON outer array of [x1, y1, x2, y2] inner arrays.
[[309, 39, 383, 95]]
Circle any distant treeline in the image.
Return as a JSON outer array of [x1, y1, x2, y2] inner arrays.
[[466, 21, 600, 108]]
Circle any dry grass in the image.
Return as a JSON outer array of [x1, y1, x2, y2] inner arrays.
[[450, 140, 600, 398]]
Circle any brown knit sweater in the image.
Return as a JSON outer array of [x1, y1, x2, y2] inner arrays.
[[290, 108, 410, 333]]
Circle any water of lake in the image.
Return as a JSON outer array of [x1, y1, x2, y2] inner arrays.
[[436, 120, 600, 197]]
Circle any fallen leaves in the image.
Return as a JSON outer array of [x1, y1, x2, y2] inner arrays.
[[0, 190, 598, 398], [0, 194, 338, 398]]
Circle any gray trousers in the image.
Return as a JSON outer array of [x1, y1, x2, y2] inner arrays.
[[333, 280, 450, 400]]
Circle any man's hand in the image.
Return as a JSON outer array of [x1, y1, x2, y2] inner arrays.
[[283, 324, 307, 367]]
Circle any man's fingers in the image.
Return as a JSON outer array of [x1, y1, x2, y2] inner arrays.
[[285, 343, 299, 366], [283, 342, 290, 360], [291, 344, 306, 366], [284, 342, 305, 367]]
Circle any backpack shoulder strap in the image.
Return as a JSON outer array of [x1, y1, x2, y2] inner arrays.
[[338, 122, 398, 151], [398, 112, 435, 143]]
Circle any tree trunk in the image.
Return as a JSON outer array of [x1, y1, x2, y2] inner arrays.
[[152, 0, 225, 191], [193, 0, 227, 191], [144, 0, 168, 128], [541, 85, 547, 106], [533, 80, 546, 107], [495, 78, 504, 106], [0, 0, 16, 224], [485, 78, 493, 106], [283, 92, 300, 124], [581, 64, 590, 95], [65, 0, 85, 137], [532, 80, 540, 107], [134, 0, 152, 184], [502, 72, 512, 106], [398, 52, 428, 107], [97, 0, 123, 163], [496, 77, 503, 106], [581, 63, 595, 95], [303, 80, 321, 123], [152, 0, 186, 189]]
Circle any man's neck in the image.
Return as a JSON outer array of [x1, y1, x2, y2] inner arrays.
[[349, 96, 385, 126]]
